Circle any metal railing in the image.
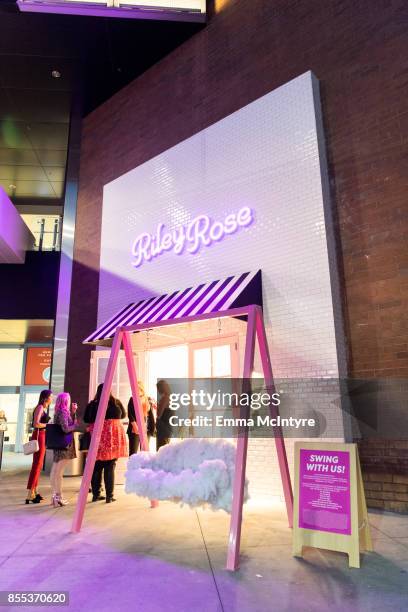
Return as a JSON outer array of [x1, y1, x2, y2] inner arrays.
[[31, 218, 61, 252]]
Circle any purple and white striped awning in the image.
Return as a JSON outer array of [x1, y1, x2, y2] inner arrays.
[[84, 270, 262, 345]]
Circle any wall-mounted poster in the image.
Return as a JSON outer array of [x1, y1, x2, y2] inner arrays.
[[25, 347, 52, 385], [293, 442, 372, 568]]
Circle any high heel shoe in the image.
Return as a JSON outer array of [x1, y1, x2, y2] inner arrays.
[[52, 494, 69, 507], [51, 494, 59, 507], [25, 497, 40, 504], [35, 493, 44, 501]]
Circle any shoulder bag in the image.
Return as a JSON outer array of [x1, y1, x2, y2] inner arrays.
[[23, 439, 39, 455], [46, 423, 73, 450]]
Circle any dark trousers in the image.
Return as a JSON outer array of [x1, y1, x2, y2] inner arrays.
[[27, 429, 46, 490], [128, 432, 151, 455], [129, 431, 168, 452], [91, 459, 116, 499], [156, 434, 170, 452], [156, 417, 171, 452]]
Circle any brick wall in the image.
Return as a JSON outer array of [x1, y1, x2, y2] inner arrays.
[[363, 470, 408, 513], [359, 439, 408, 512], [67, 0, 408, 511]]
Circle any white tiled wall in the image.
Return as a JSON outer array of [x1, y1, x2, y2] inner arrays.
[[98, 71, 346, 502]]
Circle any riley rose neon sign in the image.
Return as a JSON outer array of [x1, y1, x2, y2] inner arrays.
[[131, 206, 254, 268]]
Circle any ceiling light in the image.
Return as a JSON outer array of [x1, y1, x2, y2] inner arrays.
[[51, 70, 61, 79]]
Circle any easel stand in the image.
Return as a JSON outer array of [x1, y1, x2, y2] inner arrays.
[[71, 305, 293, 571], [293, 442, 372, 568]]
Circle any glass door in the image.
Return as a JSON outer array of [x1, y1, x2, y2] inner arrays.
[[21, 391, 43, 449], [0, 393, 20, 450], [12, 389, 44, 453], [188, 336, 239, 436], [145, 345, 189, 398], [89, 350, 140, 408], [189, 336, 239, 379]]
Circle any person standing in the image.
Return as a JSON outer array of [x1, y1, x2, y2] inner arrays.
[[25, 389, 52, 504], [156, 380, 172, 451], [50, 393, 78, 507], [0, 409, 8, 446], [127, 382, 156, 455], [84, 384, 127, 503], [0, 410, 7, 431]]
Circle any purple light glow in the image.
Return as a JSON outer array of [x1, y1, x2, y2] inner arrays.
[[131, 206, 254, 268]]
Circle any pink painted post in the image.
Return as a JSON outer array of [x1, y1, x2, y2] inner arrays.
[[71, 330, 123, 533], [226, 306, 256, 571], [122, 331, 149, 452], [122, 330, 158, 508], [254, 306, 293, 527]]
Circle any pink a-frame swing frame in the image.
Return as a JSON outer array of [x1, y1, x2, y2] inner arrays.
[[71, 304, 293, 571]]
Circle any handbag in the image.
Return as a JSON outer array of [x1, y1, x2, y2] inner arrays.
[[147, 407, 156, 437], [46, 423, 73, 450], [79, 431, 91, 451], [23, 439, 39, 455], [146, 397, 157, 437]]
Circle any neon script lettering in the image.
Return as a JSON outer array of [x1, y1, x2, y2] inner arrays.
[[131, 206, 254, 268]]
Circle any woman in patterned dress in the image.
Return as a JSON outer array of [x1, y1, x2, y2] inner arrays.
[[50, 392, 78, 507], [84, 384, 127, 503]]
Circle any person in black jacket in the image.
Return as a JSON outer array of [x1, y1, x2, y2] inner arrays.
[[84, 384, 127, 503], [127, 381, 156, 455], [156, 379, 172, 451]]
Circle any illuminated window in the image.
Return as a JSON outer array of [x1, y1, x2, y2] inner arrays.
[[193, 344, 232, 378], [147, 345, 189, 397], [17, 0, 206, 21], [194, 347, 212, 378], [118, 0, 204, 9]]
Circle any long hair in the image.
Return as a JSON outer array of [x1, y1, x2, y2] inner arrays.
[[54, 392, 71, 413], [157, 380, 171, 396], [38, 389, 52, 406], [94, 383, 114, 404]]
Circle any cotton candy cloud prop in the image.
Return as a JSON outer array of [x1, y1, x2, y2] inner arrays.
[[125, 439, 249, 513]]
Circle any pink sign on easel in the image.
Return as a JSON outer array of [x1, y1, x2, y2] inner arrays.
[[293, 442, 372, 568], [299, 449, 351, 536]]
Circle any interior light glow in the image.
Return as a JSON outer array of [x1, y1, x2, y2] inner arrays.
[[214, 0, 230, 13]]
